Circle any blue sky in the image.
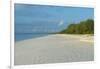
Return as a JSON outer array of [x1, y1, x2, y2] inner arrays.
[[15, 4, 94, 33]]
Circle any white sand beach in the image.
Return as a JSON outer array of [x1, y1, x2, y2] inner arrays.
[[14, 34, 94, 65]]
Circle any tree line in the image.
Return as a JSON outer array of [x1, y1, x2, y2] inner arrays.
[[60, 19, 94, 34]]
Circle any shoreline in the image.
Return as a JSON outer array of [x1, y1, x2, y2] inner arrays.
[[16, 34, 94, 43]]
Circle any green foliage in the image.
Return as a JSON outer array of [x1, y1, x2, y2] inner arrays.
[[61, 19, 94, 34]]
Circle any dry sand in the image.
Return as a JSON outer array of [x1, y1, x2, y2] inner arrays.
[[14, 34, 94, 65]]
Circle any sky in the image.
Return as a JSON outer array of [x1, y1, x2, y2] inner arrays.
[[15, 3, 94, 33]]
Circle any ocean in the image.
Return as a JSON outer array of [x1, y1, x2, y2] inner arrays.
[[15, 23, 61, 42], [15, 23, 51, 41], [15, 33, 50, 41]]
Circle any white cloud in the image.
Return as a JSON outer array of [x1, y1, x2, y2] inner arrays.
[[58, 20, 63, 26]]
